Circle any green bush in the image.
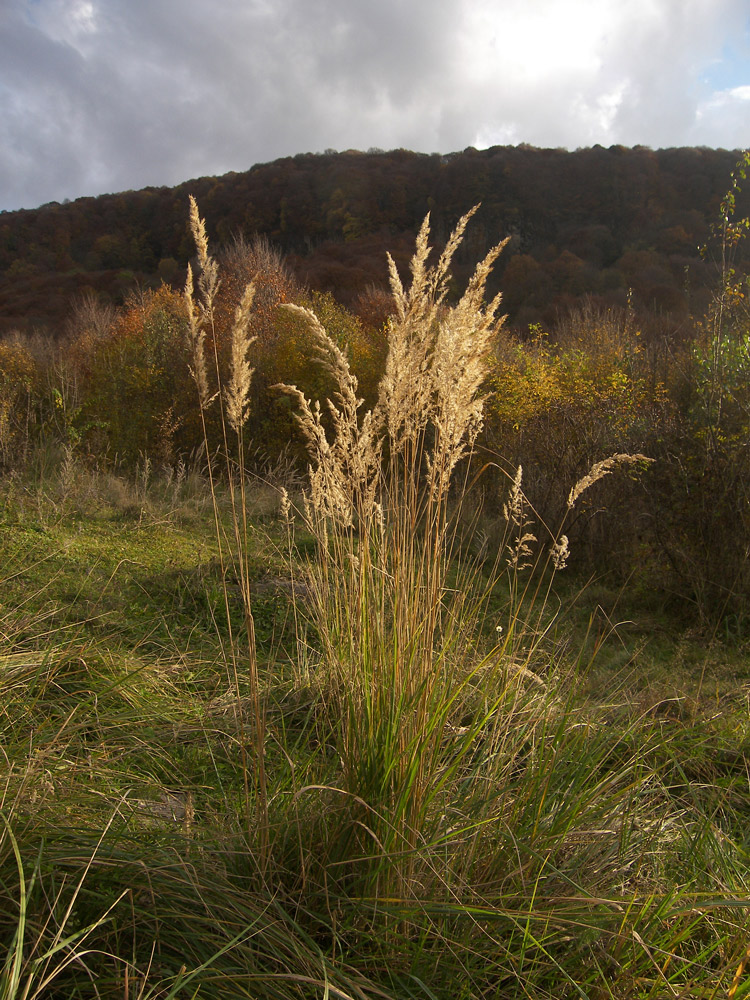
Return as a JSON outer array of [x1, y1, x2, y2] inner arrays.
[[484, 307, 668, 570]]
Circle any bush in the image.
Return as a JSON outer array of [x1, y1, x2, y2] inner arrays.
[[77, 285, 193, 464], [0, 339, 38, 467], [484, 305, 668, 570]]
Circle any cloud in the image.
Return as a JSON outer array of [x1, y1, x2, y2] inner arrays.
[[693, 85, 750, 147], [1, 0, 749, 211], [460, 0, 749, 149]]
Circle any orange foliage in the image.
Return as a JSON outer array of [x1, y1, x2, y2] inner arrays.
[[77, 285, 193, 463]]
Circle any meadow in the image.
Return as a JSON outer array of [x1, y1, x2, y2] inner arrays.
[[2, 197, 750, 998]]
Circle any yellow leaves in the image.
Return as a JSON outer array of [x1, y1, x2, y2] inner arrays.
[[0, 342, 37, 390], [488, 332, 663, 434]]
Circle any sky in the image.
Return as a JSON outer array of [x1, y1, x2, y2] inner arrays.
[[1, 0, 750, 213]]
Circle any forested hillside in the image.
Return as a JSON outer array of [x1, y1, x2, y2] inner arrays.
[[1, 144, 748, 335]]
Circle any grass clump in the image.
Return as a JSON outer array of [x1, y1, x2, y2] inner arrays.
[[275, 207, 510, 878]]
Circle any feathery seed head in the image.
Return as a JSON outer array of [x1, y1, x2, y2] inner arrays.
[[550, 535, 570, 571], [225, 280, 256, 433], [503, 466, 525, 527], [188, 196, 220, 315], [567, 453, 654, 509], [279, 487, 292, 523], [279, 205, 507, 541], [189, 195, 210, 269], [377, 205, 506, 472], [184, 262, 210, 407], [507, 531, 536, 570]]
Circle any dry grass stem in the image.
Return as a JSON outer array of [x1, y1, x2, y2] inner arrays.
[[184, 199, 268, 867]]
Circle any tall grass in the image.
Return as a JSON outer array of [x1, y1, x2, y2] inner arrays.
[[184, 196, 268, 864], [274, 209, 662, 919], [274, 209, 507, 886]]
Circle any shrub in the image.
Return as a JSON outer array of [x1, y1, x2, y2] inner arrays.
[[640, 152, 750, 621], [484, 305, 668, 570], [77, 285, 193, 464], [0, 340, 38, 467]]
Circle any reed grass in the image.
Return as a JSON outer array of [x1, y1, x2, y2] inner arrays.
[[273, 209, 508, 888], [184, 196, 269, 864]]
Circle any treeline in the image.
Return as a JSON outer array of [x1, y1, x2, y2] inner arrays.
[[1, 144, 748, 335]]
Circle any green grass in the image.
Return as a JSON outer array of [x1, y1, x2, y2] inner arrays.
[[2, 469, 750, 999]]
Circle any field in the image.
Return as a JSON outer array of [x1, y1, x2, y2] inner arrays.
[[3, 454, 750, 999], [2, 202, 750, 999]]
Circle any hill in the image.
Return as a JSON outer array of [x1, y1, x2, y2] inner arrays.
[[1, 144, 747, 336]]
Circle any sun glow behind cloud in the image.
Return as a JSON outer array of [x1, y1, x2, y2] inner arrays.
[[462, 0, 749, 150], [460, 0, 608, 87]]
